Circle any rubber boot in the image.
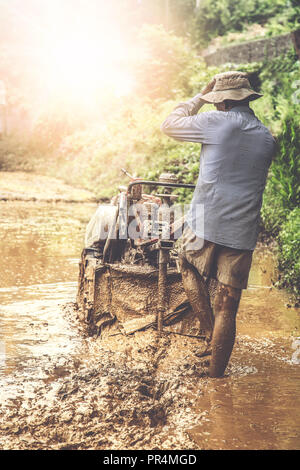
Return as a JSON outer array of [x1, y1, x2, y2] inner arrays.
[[209, 283, 242, 378], [179, 256, 214, 339]]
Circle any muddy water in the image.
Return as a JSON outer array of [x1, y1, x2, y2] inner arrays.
[[188, 246, 300, 450], [0, 200, 299, 450], [0, 200, 96, 374]]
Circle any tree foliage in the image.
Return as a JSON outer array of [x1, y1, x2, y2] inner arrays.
[[134, 24, 195, 99], [191, 0, 299, 46]]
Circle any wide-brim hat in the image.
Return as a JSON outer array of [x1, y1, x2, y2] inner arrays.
[[201, 71, 262, 103]]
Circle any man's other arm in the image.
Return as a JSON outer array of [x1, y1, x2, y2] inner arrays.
[[161, 93, 207, 143]]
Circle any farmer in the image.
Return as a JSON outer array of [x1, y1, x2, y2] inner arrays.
[[161, 71, 276, 378]]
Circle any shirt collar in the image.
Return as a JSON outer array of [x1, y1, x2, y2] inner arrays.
[[229, 105, 255, 115]]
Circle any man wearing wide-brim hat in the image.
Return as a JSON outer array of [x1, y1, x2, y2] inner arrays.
[[161, 71, 276, 378]]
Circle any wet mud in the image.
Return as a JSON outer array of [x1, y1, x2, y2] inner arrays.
[[0, 171, 97, 203], [0, 201, 299, 450], [0, 302, 211, 450]]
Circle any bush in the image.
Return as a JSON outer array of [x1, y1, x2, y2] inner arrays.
[[134, 24, 195, 99], [0, 134, 35, 172], [273, 114, 300, 210], [277, 208, 300, 300], [192, 0, 288, 46], [265, 3, 300, 36], [254, 51, 300, 234]]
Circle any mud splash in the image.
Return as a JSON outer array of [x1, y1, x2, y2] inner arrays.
[[0, 326, 210, 450], [0, 201, 299, 450]]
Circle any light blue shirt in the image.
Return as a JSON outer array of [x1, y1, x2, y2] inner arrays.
[[161, 94, 276, 250]]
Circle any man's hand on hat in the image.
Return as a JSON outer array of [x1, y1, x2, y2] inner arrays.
[[201, 78, 216, 96], [191, 77, 216, 109]]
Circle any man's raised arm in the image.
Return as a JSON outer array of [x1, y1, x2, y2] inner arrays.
[[160, 79, 216, 143]]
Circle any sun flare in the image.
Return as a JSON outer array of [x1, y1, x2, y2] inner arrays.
[[39, 11, 137, 108]]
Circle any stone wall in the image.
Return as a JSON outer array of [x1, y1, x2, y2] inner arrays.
[[204, 30, 300, 66]]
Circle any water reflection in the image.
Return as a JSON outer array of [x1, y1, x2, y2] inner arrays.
[[0, 201, 94, 289], [189, 363, 300, 450], [188, 247, 300, 450], [0, 201, 96, 374]]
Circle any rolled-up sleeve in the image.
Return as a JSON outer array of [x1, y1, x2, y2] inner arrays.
[[161, 93, 209, 143]]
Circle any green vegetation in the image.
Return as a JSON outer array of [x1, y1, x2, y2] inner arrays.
[[192, 0, 300, 46], [256, 50, 300, 301], [0, 1, 299, 301], [277, 208, 300, 297]]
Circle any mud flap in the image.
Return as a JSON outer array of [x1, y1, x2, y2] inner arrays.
[[77, 259, 209, 338]]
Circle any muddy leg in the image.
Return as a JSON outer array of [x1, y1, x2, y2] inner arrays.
[[179, 256, 214, 338], [209, 283, 241, 378]]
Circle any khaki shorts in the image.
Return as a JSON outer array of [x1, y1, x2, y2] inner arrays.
[[180, 226, 253, 290]]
